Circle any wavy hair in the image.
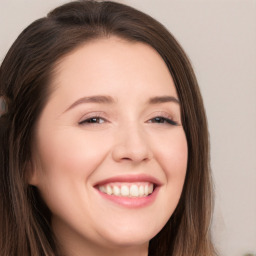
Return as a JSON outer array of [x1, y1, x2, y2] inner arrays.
[[0, 1, 216, 255]]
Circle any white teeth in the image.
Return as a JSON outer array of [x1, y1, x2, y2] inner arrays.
[[144, 185, 149, 196], [113, 186, 120, 196], [98, 182, 154, 198], [120, 185, 129, 196], [148, 183, 154, 194], [99, 186, 106, 193], [139, 185, 144, 196], [130, 184, 139, 197], [106, 185, 112, 195]]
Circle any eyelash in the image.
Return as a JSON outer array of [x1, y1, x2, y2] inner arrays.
[[78, 115, 178, 126], [147, 116, 178, 126], [78, 115, 106, 125]]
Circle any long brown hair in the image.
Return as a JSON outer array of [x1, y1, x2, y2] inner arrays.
[[0, 1, 216, 255]]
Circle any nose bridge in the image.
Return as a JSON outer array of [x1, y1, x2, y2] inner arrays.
[[112, 121, 152, 163]]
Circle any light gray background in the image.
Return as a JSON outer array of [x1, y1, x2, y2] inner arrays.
[[0, 1, 255, 255]]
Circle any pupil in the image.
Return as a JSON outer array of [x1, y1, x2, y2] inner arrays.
[[155, 117, 163, 123], [91, 118, 98, 123]]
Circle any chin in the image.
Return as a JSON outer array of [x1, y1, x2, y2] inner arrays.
[[96, 223, 161, 248]]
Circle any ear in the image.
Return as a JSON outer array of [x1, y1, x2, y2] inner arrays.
[[26, 160, 39, 186]]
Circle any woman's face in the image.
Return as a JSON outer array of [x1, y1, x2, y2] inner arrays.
[[30, 37, 188, 254]]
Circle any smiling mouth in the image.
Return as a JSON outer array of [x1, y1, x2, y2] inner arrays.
[[97, 182, 155, 198], [94, 174, 161, 207]]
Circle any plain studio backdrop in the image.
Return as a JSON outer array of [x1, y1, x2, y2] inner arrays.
[[0, 0, 255, 255]]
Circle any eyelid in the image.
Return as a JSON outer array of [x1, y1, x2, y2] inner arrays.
[[78, 112, 109, 124], [77, 111, 180, 126], [146, 111, 180, 125]]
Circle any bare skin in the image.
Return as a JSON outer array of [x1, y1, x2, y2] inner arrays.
[[29, 37, 187, 256]]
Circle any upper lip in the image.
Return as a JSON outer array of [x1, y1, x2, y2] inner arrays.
[[94, 174, 162, 187]]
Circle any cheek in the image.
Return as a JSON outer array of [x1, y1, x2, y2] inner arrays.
[[152, 128, 188, 179], [33, 129, 110, 209], [151, 128, 187, 213], [36, 128, 110, 179], [141, 129, 187, 232], [33, 129, 111, 222]]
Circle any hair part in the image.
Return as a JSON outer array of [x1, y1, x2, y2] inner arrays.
[[0, 1, 216, 255]]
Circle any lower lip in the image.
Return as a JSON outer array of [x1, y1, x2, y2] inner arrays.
[[96, 186, 160, 208]]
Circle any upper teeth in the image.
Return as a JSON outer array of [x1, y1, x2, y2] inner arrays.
[[98, 182, 154, 197]]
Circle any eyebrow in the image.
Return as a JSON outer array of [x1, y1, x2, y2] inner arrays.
[[64, 95, 116, 112], [148, 96, 180, 105], [64, 94, 180, 113]]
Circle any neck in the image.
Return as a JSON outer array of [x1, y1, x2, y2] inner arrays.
[[57, 240, 149, 256]]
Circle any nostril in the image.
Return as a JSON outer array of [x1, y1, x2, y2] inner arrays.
[[111, 133, 153, 163]]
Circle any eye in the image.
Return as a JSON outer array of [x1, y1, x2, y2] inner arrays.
[[79, 116, 106, 125], [148, 116, 178, 126]]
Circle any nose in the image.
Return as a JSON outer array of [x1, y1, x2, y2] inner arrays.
[[111, 124, 153, 163]]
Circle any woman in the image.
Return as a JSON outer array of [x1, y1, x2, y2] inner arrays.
[[0, 1, 216, 255]]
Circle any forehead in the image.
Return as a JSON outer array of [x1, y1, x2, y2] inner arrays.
[[50, 36, 178, 102]]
